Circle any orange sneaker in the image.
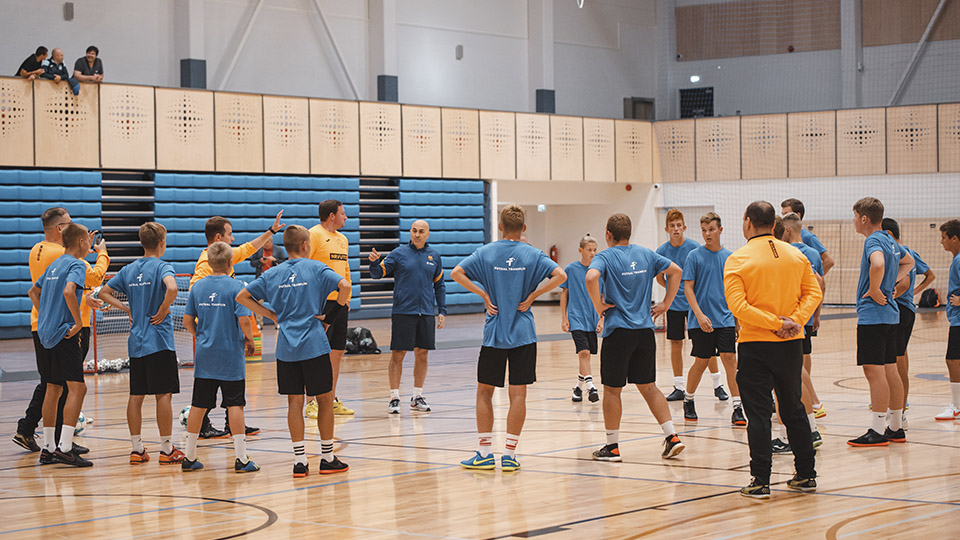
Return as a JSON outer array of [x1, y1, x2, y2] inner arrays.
[[159, 447, 186, 465], [130, 449, 150, 464]]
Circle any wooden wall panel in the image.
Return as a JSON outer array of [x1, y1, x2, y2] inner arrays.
[[654, 119, 695, 182], [788, 111, 836, 178], [516, 113, 550, 181], [263, 96, 309, 175], [155, 88, 214, 171], [402, 105, 442, 178], [479, 110, 516, 180], [863, 0, 960, 47], [99, 84, 155, 170], [740, 114, 786, 179], [309, 99, 359, 176], [35, 80, 99, 169], [939, 104, 960, 172], [550, 116, 583, 182], [441, 108, 480, 179], [0, 77, 34, 167], [583, 118, 615, 183], [695, 117, 740, 181], [359, 101, 402, 177], [616, 120, 653, 183], [887, 105, 937, 174], [214, 92, 263, 173], [836, 108, 885, 176]]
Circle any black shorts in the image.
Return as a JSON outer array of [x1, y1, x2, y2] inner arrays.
[[802, 326, 817, 355], [130, 350, 181, 395], [79, 327, 91, 362], [600, 328, 656, 387], [277, 354, 333, 396], [571, 330, 598, 354], [323, 302, 348, 350], [947, 326, 960, 360], [44, 333, 84, 385], [33, 331, 53, 382], [689, 327, 736, 358], [895, 307, 916, 357], [191, 378, 246, 409], [477, 343, 537, 387], [666, 310, 687, 341], [391, 314, 436, 351], [857, 324, 897, 366]]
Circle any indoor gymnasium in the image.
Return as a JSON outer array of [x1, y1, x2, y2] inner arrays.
[[1, 0, 960, 538]]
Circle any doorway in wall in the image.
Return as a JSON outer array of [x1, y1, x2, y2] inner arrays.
[[623, 97, 655, 120]]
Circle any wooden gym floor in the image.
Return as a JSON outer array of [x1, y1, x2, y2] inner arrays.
[[0, 304, 958, 539]]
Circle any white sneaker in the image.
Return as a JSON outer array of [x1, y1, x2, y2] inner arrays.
[[901, 411, 909, 430], [934, 405, 960, 421]]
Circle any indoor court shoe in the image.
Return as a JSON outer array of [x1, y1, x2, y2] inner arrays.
[[847, 429, 888, 447], [662, 435, 686, 459], [934, 405, 960, 421], [572, 386, 583, 402], [293, 462, 309, 478], [333, 397, 355, 415], [388, 398, 401, 414], [319, 457, 349, 474], [501, 455, 520, 471], [592, 444, 622, 462], [715, 385, 729, 401], [666, 387, 685, 401], [901, 412, 909, 431], [731, 405, 747, 426], [13, 433, 40, 452], [199, 425, 228, 439], [786, 475, 817, 492], [181, 457, 204, 472], [587, 387, 600, 403], [73, 443, 89, 455], [740, 478, 770, 499], [235, 459, 260, 473], [460, 451, 496, 470], [884, 427, 906, 443], [411, 396, 431, 412], [159, 447, 186, 464], [814, 404, 827, 419], [226, 424, 260, 437], [305, 399, 319, 419], [129, 449, 150, 464], [771, 438, 792, 454], [683, 400, 698, 422], [39, 448, 55, 465], [811, 431, 823, 448], [53, 448, 93, 467]]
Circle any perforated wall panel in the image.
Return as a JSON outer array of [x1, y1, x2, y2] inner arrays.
[[263, 96, 309, 174], [402, 105, 441, 178], [479, 110, 516, 180], [695, 117, 740, 181], [35, 80, 99, 169], [0, 78, 33, 166], [550, 116, 583, 182], [887, 105, 937, 174], [583, 118, 614, 183], [740, 114, 787, 180], [99, 84, 155, 169], [788, 111, 836, 178], [615, 120, 653, 183], [654, 120, 695, 182], [214, 92, 263, 173], [441, 108, 480, 179], [836, 108, 885, 176], [516, 113, 550, 181], [939, 103, 960, 172], [360, 101, 402, 177], [155, 88, 214, 171], [310, 99, 359, 176]]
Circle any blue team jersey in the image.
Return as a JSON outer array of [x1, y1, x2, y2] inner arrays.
[[590, 244, 672, 337], [856, 231, 902, 325], [244, 258, 343, 362], [896, 245, 929, 313], [457, 240, 558, 348], [801, 228, 828, 255], [185, 276, 252, 381], [656, 238, 699, 312], [792, 242, 824, 326], [107, 257, 177, 357], [948, 252, 960, 327], [35, 254, 86, 348], [681, 246, 735, 330], [560, 261, 600, 332]]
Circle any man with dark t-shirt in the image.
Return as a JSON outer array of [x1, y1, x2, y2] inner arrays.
[[17, 47, 48, 80]]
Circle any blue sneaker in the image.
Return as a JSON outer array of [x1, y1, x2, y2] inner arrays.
[[235, 458, 260, 473], [460, 451, 495, 470], [181, 457, 204, 471], [501, 455, 520, 471]]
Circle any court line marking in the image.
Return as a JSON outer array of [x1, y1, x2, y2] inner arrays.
[[837, 506, 960, 538], [112, 517, 253, 540]]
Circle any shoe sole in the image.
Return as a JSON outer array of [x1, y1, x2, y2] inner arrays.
[[460, 463, 496, 470], [53, 457, 92, 467], [593, 455, 622, 462], [571, 397, 583, 402], [245, 430, 260, 436], [588, 396, 600, 403], [787, 484, 817, 492], [130, 458, 149, 464], [663, 442, 685, 459], [410, 407, 431, 412], [934, 417, 959, 421], [814, 412, 826, 419], [812, 442, 823, 449], [888, 437, 906, 443], [740, 491, 770, 499], [236, 467, 259, 473], [846, 441, 889, 447], [293, 471, 308, 478], [732, 421, 747, 426], [501, 465, 520, 472], [319, 465, 349, 474], [388, 409, 400, 414]]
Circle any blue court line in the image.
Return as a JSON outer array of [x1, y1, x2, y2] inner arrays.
[[0, 500, 220, 536], [837, 505, 960, 538]]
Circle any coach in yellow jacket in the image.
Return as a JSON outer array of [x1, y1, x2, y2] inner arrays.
[[723, 201, 822, 499]]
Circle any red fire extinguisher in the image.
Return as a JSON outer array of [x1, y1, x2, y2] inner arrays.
[[549, 245, 559, 263]]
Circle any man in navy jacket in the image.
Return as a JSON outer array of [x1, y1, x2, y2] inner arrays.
[[369, 219, 446, 414], [41, 48, 80, 95]]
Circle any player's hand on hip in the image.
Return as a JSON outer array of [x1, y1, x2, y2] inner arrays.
[[66, 324, 80, 339], [651, 302, 668, 319], [83, 293, 103, 311], [950, 294, 960, 306], [697, 315, 713, 333], [437, 314, 445, 329], [863, 288, 887, 305], [368, 248, 380, 262], [596, 319, 604, 334], [518, 293, 536, 312], [483, 294, 498, 316], [150, 306, 170, 325]]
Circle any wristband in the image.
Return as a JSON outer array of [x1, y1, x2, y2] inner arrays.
[[269, 226, 281, 235]]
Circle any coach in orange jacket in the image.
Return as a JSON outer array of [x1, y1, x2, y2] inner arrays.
[[723, 201, 823, 498]]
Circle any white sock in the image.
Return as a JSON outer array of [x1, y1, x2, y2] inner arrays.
[[606, 429, 619, 445], [952, 382, 960, 408], [807, 413, 817, 432], [58, 428, 74, 452], [812, 402, 822, 410], [185, 432, 199, 461], [504, 433, 520, 458], [390, 388, 400, 400], [478, 432, 493, 455], [871, 412, 887, 434], [583, 375, 596, 390], [577, 374, 586, 389], [673, 376, 685, 390], [130, 434, 144, 453], [711, 371, 722, 388], [413, 387, 423, 398], [733, 396, 742, 408], [233, 434, 247, 462], [320, 439, 334, 463], [660, 420, 676, 437], [888, 409, 903, 431], [43, 427, 57, 452], [160, 435, 173, 454], [684, 392, 694, 402], [293, 441, 307, 465]]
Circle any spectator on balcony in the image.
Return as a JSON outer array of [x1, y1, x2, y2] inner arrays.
[[16, 46, 48, 80], [41, 48, 80, 96], [73, 46, 103, 82]]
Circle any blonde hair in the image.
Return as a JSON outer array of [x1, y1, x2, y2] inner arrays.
[[139, 222, 167, 250], [283, 225, 310, 254], [781, 212, 803, 232], [61, 223, 88, 250], [699, 212, 721, 227], [500, 205, 525, 234], [207, 242, 233, 273], [579, 234, 598, 249]]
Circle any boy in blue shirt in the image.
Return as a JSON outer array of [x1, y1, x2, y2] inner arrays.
[[781, 198, 835, 276], [28, 223, 94, 467], [451, 205, 565, 471], [680, 213, 744, 426], [182, 242, 259, 473], [849, 198, 914, 447], [99, 222, 185, 465], [587, 213, 686, 461], [237, 225, 352, 478], [560, 235, 602, 403], [935, 220, 960, 421]]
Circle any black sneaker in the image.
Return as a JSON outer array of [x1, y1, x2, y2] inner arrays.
[[39, 448, 55, 465], [771, 438, 792, 454], [683, 399, 698, 422], [319, 456, 349, 474], [666, 387, 685, 401], [73, 443, 90, 455], [592, 443, 622, 462], [53, 448, 93, 467], [847, 429, 889, 447], [13, 433, 40, 452], [587, 387, 600, 403], [884, 427, 906, 443], [715, 385, 730, 401], [224, 424, 260, 436], [572, 386, 583, 402], [740, 478, 771, 499], [731, 405, 747, 426], [199, 425, 229, 439], [293, 462, 309, 478], [786, 475, 817, 492], [662, 434, 685, 459]]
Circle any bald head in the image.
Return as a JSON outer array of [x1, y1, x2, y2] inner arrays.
[[410, 219, 431, 249], [51, 48, 63, 63]]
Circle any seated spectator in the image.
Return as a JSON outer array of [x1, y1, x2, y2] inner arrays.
[[41, 48, 80, 96], [73, 46, 103, 82], [250, 236, 287, 278], [16, 46, 48, 80]]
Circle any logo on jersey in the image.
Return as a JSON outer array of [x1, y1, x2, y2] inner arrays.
[[289, 273, 297, 283], [209, 292, 217, 303], [137, 273, 143, 282], [329, 253, 348, 261], [620, 260, 647, 276], [50, 268, 57, 275], [506, 257, 515, 267], [129, 271, 151, 287], [494, 256, 526, 272], [630, 261, 636, 270], [279, 271, 307, 289]]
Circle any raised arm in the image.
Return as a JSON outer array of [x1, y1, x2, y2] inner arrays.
[[248, 211, 286, 252]]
